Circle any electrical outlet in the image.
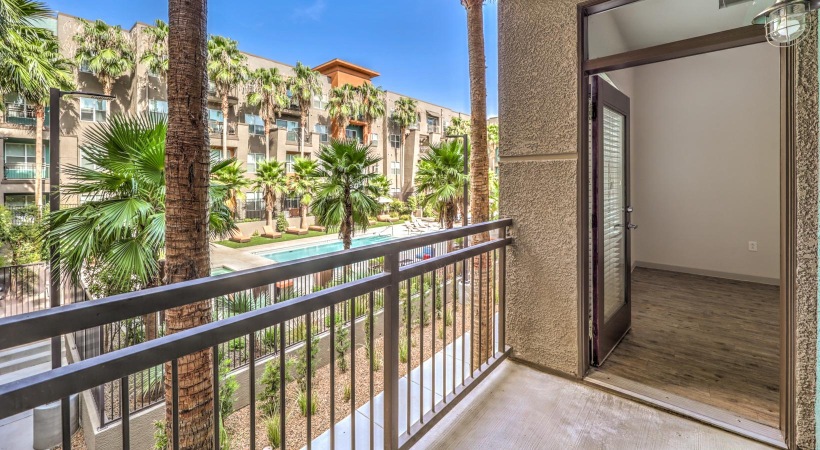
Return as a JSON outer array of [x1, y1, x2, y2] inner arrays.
[[748, 241, 758, 252]]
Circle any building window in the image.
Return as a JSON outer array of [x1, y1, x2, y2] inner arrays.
[[391, 160, 401, 176], [79, 61, 92, 73], [4, 141, 49, 179], [427, 115, 440, 134], [245, 114, 265, 136], [370, 133, 379, 144], [312, 93, 328, 110], [277, 119, 299, 142], [345, 128, 360, 143], [80, 98, 108, 123], [148, 99, 168, 115], [285, 153, 297, 173], [247, 153, 265, 173], [210, 149, 223, 163], [4, 93, 36, 125], [314, 124, 328, 143], [245, 191, 263, 214], [389, 135, 401, 149], [284, 195, 301, 211], [208, 109, 224, 134]]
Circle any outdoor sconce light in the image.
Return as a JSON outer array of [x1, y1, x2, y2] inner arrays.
[[753, 0, 817, 47]]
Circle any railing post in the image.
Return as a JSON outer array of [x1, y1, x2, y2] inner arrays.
[[499, 225, 507, 353], [383, 250, 400, 449]]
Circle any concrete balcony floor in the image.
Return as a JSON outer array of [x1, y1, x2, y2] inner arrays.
[[413, 361, 770, 450]]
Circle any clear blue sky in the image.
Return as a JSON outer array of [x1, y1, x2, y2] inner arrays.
[[47, 0, 499, 117]]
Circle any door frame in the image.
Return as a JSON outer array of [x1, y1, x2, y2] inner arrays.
[[575, 0, 796, 447]]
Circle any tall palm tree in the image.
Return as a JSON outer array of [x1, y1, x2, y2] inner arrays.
[[327, 83, 359, 140], [371, 174, 391, 199], [208, 35, 248, 160], [252, 159, 287, 226], [445, 116, 471, 137], [312, 140, 381, 250], [73, 19, 135, 96], [287, 62, 322, 157], [357, 83, 386, 141], [247, 67, 288, 159], [212, 159, 251, 220], [414, 140, 467, 229], [461, 0, 492, 372], [390, 97, 418, 196], [47, 114, 233, 338], [0, 0, 51, 71], [165, 0, 214, 445], [2, 26, 74, 210], [140, 19, 169, 82], [289, 157, 317, 230]]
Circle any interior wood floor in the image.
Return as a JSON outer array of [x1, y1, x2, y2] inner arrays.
[[598, 267, 780, 427]]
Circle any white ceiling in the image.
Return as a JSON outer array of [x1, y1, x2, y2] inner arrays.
[[588, 0, 776, 59]]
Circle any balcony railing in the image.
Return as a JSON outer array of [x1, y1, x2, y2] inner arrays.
[[0, 220, 511, 449], [208, 120, 237, 137], [2, 104, 50, 127], [4, 163, 49, 180], [0, 262, 49, 319]]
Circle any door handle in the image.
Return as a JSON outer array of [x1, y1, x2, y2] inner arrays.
[[627, 223, 638, 230]]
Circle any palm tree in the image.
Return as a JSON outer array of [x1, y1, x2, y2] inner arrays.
[[445, 116, 471, 137], [252, 159, 287, 226], [2, 26, 74, 210], [287, 62, 322, 157], [371, 174, 391, 199], [461, 0, 492, 372], [73, 19, 135, 96], [208, 35, 248, 160], [47, 113, 233, 337], [414, 140, 467, 229], [140, 19, 169, 82], [311, 140, 381, 250], [247, 67, 288, 159], [358, 83, 386, 141], [390, 97, 418, 196], [289, 157, 317, 230], [165, 0, 214, 445], [212, 159, 251, 220], [327, 83, 359, 140], [0, 0, 51, 70]]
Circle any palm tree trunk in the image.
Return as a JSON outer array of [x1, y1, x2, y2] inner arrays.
[[266, 189, 274, 227], [34, 105, 45, 211], [263, 117, 270, 159], [165, 0, 214, 447], [103, 77, 113, 97], [464, 0, 492, 373], [221, 96, 229, 160], [342, 187, 353, 250], [299, 108, 308, 157], [300, 201, 307, 230]]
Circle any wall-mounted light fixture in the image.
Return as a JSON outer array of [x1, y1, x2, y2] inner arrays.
[[753, 0, 817, 47]]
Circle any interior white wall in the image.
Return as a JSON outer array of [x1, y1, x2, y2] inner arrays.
[[607, 43, 780, 283]]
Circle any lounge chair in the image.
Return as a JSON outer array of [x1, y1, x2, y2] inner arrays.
[[403, 221, 423, 234], [261, 225, 282, 239], [413, 217, 436, 230], [229, 229, 251, 243], [308, 225, 326, 232], [285, 227, 309, 236]]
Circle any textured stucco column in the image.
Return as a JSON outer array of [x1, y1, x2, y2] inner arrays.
[[498, 0, 583, 376], [795, 14, 819, 449]]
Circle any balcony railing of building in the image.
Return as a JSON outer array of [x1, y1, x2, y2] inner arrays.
[[0, 219, 510, 449], [0, 262, 49, 319], [2, 104, 50, 127], [208, 120, 238, 137], [4, 163, 49, 180]]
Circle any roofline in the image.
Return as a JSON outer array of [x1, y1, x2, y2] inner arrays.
[[384, 91, 470, 117], [314, 58, 380, 78]]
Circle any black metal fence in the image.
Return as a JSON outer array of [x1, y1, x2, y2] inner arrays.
[[0, 219, 511, 450], [0, 262, 49, 318]]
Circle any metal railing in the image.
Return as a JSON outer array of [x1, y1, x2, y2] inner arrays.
[[0, 219, 511, 450], [4, 163, 49, 180], [208, 120, 237, 137], [0, 262, 49, 318]]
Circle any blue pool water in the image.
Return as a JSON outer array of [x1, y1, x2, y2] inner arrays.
[[211, 266, 234, 276], [259, 235, 395, 263]]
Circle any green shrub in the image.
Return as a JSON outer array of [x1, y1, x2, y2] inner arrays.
[[276, 212, 289, 232], [219, 417, 230, 450], [297, 389, 317, 417], [364, 313, 373, 360], [153, 421, 168, 450], [335, 321, 350, 373], [258, 360, 281, 417], [343, 384, 351, 402], [260, 327, 279, 351], [266, 414, 281, 448], [399, 214, 410, 221], [219, 358, 238, 420], [229, 337, 245, 351], [294, 334, 319, 390], [399, 337, 408, 364]]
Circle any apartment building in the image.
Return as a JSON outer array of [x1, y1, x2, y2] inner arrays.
[[0, 13, 470, 218]]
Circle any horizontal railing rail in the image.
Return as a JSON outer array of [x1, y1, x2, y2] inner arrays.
[[0, 218, 511, 450]]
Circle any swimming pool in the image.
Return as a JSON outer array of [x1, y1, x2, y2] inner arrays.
[[211, 266, 234, 276], [258, 234, 395, 263]]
